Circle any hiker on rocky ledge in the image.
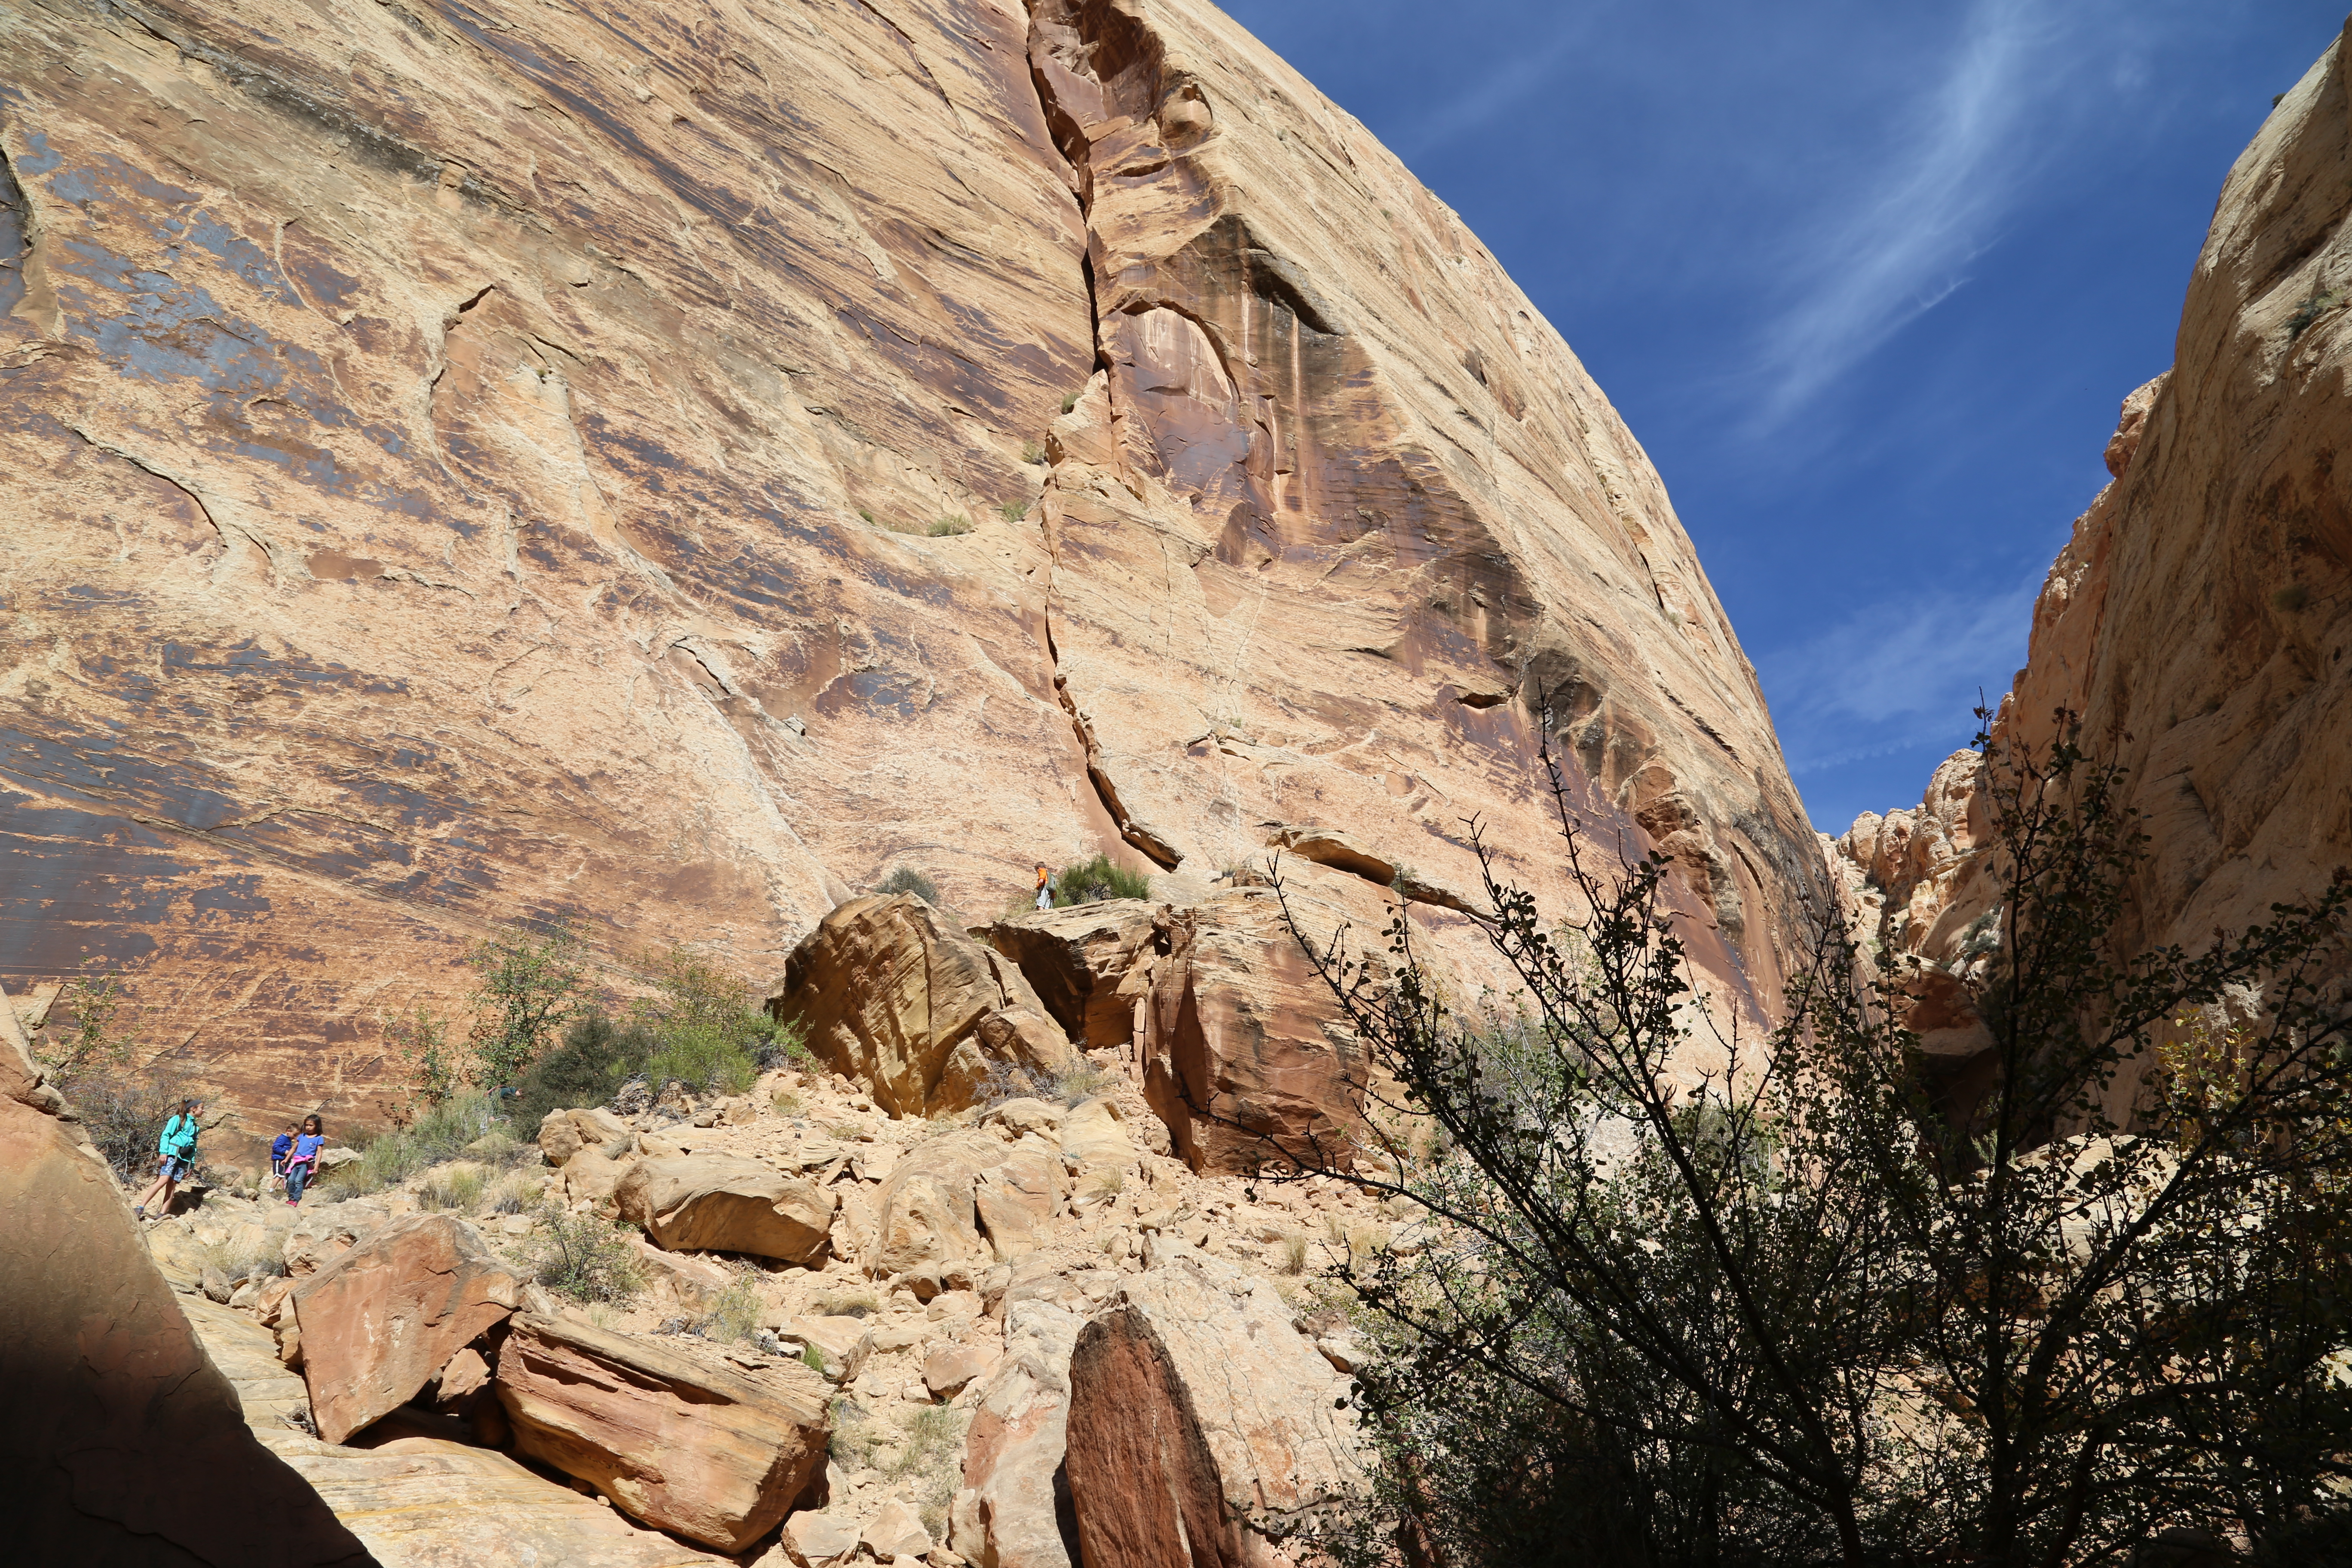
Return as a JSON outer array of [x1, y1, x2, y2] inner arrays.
[[283, 1114, 327, 1207], [133, 1097, 203, 1221], [1034, 862, 1053, 912]]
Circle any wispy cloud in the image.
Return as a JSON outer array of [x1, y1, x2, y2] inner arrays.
[[1739, 0, 2064, 433], [1758, 574, 2043, 801], [1393, 9, 1612, 160]]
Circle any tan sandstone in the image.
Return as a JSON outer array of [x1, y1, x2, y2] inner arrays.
[[495, 1312, 832, 1553], [614, 1153, 835, 1263], [0, 0, 1816, 1154], [291, 1211, 522, 1443]]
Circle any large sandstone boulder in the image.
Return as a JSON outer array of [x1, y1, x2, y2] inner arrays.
[[1142, 892, 1368, 1173], [776, 895, 1079, 1117], [986, 903, 1167, 1053], [495, 1313, 831, 1553], [291, 1212, 523, 1443], [872, 1131, 1005, 1277], [1062, 1258, 1361, 1568], [614, 1154, 835, 1262], [539, 1106, 631, 1167], [0, 1017, 375, 1565], [974, 1145, 1072, 1263], [951, 1300, 1087, 1568]]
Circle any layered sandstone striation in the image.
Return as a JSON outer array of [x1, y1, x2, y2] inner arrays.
[[0, 0, 1817, 1138], [1833, 24, 2352, 1108]]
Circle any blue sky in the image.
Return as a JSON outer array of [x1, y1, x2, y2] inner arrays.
[[1222, 0, 2345, 831]]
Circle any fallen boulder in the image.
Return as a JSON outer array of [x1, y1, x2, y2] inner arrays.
[[1265, 824, 1489, 917], [495, 1313, 831, 1552], [1062, 1257, 1361, 1567], [291, 1213, 523, 1443], [780, 1508, 863, 1565], [984, 902, 1166, 1053], [772, 894, 1078, 1117], [950, 1300, 1085, 1568], [0, 1011, 376, 1565], [1142, 892, 1369, 1173], [973, 1145, 1069, 1262], [614, 1154, 834, 1262], [539, 1106, 631, 1167]]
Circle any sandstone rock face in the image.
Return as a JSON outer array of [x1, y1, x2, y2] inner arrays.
[[1062, 1256, 1359, 1568], [0, 0, 1816, 1140], [986, 903, 1167, 1053], [0, 1025, 375, 1565], [291, 1211, 522, 1442], [778, 895, 1078, 1118], [1838, 25, 2352, 1112], [952, 1299, 1087, 1568], [1143, 890, 1366, 1172], [614, 1154, 834, 1262], [496, 1313, 831, 1553]]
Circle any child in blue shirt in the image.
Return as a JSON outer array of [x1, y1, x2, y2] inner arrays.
[[267, 1124, 297, 1194], [284, 1115, 327, 1206]]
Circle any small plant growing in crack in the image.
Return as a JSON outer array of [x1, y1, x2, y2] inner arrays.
[[927, 515, 972, 537], [1021, 440, 1047, 465], [1060, 390, 1079, 414], [999, 500, 1029, 523], [2288, 286, 2344, 340]]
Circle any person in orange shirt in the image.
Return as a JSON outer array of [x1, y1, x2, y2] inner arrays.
[[1034, 863, 1053, 911]]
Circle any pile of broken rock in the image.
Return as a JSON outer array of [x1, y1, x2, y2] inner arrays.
[[9, 891, 1405, 1566]]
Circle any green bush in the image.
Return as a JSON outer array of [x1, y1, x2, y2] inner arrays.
[[1050, 854, 1152, 906], [691, 1276, 765, 1345], [509, 1014, 655, 1130], [531, 1207, 645, 1304], [464, 924, 594, 1090], [643, 1022, 760, 1098], [998, 500, 1028, 523], [926, 515, 972, 537], [877, 866, 941, 904], [419, 1165, 485, 1211], [315, 1095, 505, 1200]]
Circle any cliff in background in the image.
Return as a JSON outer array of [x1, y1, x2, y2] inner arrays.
[[1831, 21, 2352, 1107], [0, 0, 1820, 1131]]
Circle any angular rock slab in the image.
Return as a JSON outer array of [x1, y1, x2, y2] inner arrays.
[[539, 1106, 632, 1167], [261, 1430, 727, 1568], [614, 1153, 835, 1262], [951, 1300, 1085, 1568], [1063, 1257, 1361, 1568], [0, 1028, 376, 1565], [986, 903, 1167, 1052], [1142, 891, 1369, 1173], [292, 1212, 523, 1443], [495, 1313, 831, 1553], [774, 894, 1077, 1118]]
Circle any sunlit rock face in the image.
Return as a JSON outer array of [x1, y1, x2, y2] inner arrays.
[[0, 0, 1818, 1132], [1832, 21, 2352, 1115]]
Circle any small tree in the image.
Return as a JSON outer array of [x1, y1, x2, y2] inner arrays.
[[381, 1001, 459, 1123], [1236, 709, 2352, 1567], [464, 924, 593, 1090]]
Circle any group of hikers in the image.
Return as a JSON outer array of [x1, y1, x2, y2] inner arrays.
[[133, 1099, 330, 1220]]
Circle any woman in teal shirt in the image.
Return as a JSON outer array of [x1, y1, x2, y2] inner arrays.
[[133, 1097, 203, 1220]]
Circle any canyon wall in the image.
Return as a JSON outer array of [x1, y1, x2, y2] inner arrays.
[[1831, 21, 2352, 1095], [0, 0, 1819, 1131]]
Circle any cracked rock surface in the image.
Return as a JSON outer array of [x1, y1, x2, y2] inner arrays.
[[1, 0, 1817, 1141]]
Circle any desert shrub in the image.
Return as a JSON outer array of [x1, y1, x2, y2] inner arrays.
[[64, 1064, 196, 1184], [642, 1024, 760, 1098], [771, 1087, 803, 1117], [419, 1165, 486, 1211], [531, 1207, 645, 1304], [1059, 390, 1078, 413], [888, 1403, 971, 1537], [382, 1001, 459, 1117], [926, 515, 971, 537], [998, 500, 1028, 523], [484, 1173, 540, 1214], [812, 1287, 880, 1318], [509, 1013, 655, 1129], [199, 1236, 287, 1282], [1050, 854, 1152, 906], [316, 1094, 504, 1199], [1247, 711, 2352, 1568], [802, 1342, 828, 1376], [877, 865, 942, 905], [1020, 440, 1046, 465], [689, 1276, 765, 1346], [1280, 1232, 1310, 1275], [976, 1055, 1119, 1109], [627, 946, 810, 1095], [465, 924, 595, 1090]]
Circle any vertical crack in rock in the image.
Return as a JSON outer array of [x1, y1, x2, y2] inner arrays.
[[1023, 0, 1182, 870]]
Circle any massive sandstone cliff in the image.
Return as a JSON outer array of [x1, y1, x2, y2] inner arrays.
[[0, 0, 1819, 1127], [1830, 21, 2352, 1102]]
